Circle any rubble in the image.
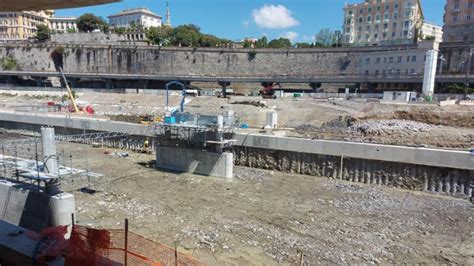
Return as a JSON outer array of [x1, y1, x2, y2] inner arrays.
[[349, 119, 437, 135]]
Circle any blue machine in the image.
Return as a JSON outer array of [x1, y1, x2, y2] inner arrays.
[[165, 81, 187, 124]]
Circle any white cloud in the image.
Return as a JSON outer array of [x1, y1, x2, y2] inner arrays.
[[252, 5, 300, 29], [280, 31, 299, 41]]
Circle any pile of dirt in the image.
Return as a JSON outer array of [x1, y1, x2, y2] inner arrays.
[[394, 110, 474, 128], [231, 100, 268, 108], [349, 119, 436, 135], [108, 114, 142, 124]]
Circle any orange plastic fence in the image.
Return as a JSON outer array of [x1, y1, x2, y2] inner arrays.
[[65, 225, 203, 266]]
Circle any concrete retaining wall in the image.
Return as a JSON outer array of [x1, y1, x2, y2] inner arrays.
[[234, 146, 473, 197], [156, 146, 233, 179]]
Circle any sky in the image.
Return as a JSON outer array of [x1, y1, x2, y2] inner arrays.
[[57, 0, 446, 43]]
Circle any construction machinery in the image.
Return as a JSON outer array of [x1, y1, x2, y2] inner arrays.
[[59, 67, 95, 115], [164, 81, 187, 124], [260, 82, 281, 99]]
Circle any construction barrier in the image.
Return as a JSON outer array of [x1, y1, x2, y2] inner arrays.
[[65, 224, 203, 266]]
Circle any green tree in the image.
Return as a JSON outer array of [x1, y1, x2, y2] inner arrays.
[[315, 28, 336, 47], [255, 36, 268, 48], [295, 42, 312, 48], [172, 24, 201, 47], [268, 38, 292, 48], [243, 41, 253, 48], [146, 25, 173, 46], [114, 27, 127, 35], [1, 56, 18, 70], [36, 24, 50, 41], [199, 34, 221, 47], [77, 13, 109, 33], [66, 28, 76, 34]]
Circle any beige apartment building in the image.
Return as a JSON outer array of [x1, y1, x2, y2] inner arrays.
[[0, 10, 53, 41], [342, 0, 424, 46], [420, 22, 443, 43], [443, 0, 474, 42], [49, 16, 78, 33]]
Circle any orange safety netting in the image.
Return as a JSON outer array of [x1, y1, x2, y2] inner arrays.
[[65, 225, 204, 266]]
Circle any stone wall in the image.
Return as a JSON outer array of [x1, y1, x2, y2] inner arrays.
[[0, 43, 433, 78], [0, 42, 469, 80]]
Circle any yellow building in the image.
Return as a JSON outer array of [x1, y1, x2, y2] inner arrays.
[[0, 10, 53, 41]]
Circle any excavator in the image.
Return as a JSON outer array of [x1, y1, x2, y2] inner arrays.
[[260, 82, 281, 99]]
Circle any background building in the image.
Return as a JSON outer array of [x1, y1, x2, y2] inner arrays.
[[342, 0, 424, 46], [108, 8, 162, 29], [49, 16, 77, 33], [0, 10, 52, 41], [420, 22, 443, 43], [443, 0, 474, 42]]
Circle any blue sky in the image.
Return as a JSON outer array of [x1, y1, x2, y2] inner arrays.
[[57, 0, 446, 42]]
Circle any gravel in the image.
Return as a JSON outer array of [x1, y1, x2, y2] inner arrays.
[[349, 119, 437, 135]]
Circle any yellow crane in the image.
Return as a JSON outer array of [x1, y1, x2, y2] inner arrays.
[[59, 67, 80, 113]]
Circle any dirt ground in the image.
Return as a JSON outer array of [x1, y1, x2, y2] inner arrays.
[[0, 90, 472, 149], [48, 142, 474, 265]]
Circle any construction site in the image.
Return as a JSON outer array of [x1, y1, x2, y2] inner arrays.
[[0, 85, 473, 265], [0, 0, 473, 265]]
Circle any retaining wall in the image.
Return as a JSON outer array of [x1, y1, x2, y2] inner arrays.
[[234, 146, 473, 197], [0, 42, 441, 78]]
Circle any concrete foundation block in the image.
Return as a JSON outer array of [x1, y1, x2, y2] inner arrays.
[[156, 146, 233, 179]]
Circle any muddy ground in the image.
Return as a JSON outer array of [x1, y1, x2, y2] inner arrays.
[[45, 142, 473, 265]]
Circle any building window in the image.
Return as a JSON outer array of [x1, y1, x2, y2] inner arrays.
[[384, 14, 389, 20], [395, 3, 398, 9], [389, 57, 394, 63], [394, 12, 398, 19], [359, 8, 364, 14], [367, 16, 372, 22], [411, 55, 416, 62], [368, 7, 372, 12], [377, 6, 381, 11], [376, 57, 381, 64], [385, 5, 389, 10], [359, 17, 363, 23], [366, 58, 371, 64], [397, 56, 402, 62]]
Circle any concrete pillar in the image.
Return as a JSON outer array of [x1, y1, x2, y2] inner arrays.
[[422, 50, 438, 98], [266, 112, 278, 129], [41, 127, 59, 195], [223, 110, 235, 126], [49, 193, 75, 238]]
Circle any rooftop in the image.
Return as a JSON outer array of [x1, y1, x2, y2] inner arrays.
[[108, 7, 162, 19]]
